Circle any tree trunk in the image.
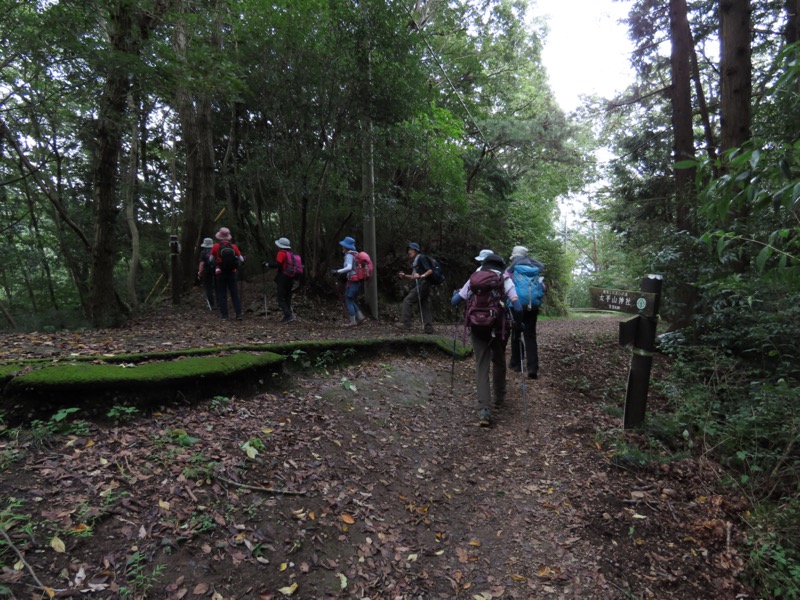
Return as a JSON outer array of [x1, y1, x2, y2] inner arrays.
[[89, 1, 153, 327], [670, 0, 696, 233], [125, 92, 142, 312], [786, 0, 799, 44], [719, 0, 752, 152]]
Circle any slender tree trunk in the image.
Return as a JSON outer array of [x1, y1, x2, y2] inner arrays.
[[786, 0, 799, 44], [125, 92, 141, 311]]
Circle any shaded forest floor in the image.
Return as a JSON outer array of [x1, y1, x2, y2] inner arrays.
[[0, 284, 752, 599]]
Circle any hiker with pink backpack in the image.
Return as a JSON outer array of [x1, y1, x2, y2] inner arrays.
[[262, 237, 304, 324], [331, 236, 372, 327]]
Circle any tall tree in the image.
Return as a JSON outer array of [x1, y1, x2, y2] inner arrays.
[[720, 0, 753, 151]]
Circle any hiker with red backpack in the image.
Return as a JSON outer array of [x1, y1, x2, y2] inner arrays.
[[210, 227, 244, 320], [452, 253, 523, 426], [262, 237, 303, 324], [331, 236, 368, 327]]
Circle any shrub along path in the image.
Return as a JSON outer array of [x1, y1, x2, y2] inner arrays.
[[0, 287, 752, 598]]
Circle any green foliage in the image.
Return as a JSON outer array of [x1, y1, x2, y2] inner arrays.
[[747, 500, 800, 599], [106, 405, 140, 425], [119, 552, 165, 599]]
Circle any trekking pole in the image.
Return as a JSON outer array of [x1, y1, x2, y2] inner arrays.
[[415, 278, 424, 328], [450, 320, 458, 397], [519, 333, 530, 433], [268, 267, 269, 319]]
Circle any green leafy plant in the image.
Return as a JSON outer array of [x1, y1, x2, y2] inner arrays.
[[119, 552, 165, 598], [210, 395, 230, 412], [107, 405, 140, 424]]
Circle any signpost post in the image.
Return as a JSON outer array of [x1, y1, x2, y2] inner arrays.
[[590, 274, 663, 428]]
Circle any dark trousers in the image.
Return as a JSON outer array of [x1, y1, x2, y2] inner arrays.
[[275, 273, 294, 318], [202, 273, 215, 309], [400, 280, 432, 328], [216, 271, 242, 319], [510, 307, 539, 375], [472, 331, 509, 409]]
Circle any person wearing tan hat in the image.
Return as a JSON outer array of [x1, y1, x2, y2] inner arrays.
[[507, 245, 545, 379], [210, 227, 244, 320], [197, 237, 216, 310]]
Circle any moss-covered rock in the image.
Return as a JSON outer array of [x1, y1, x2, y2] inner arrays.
[[5, 352, 283, 393]]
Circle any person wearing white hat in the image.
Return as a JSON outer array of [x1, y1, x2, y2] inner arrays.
[[263, 237, 302, 323], [210, 227, 244, 320], [474, 249, 494, 270], [197, 238, 216, 310]]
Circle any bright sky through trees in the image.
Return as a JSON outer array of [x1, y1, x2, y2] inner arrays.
[[532, 0, 634, 112]]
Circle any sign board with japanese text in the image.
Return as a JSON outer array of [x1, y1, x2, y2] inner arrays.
[[589, 287, 657, 318]]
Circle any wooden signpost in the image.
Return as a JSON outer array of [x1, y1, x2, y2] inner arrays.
[[589, 275, 663, 429]]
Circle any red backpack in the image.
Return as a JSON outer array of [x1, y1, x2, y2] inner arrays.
[[350, 251, 373, 281], [281, 251, 304, 278], [464, 269, 509, 340]]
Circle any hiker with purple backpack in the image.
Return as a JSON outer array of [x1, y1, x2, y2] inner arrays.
[[262, 237, 303, 324], [452, 253, 523, 427]]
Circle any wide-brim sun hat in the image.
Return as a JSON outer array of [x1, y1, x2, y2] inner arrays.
[[201, 238, 213, 248], [482, 253, 506, 270], [510, 245, 529, 259], [275, 237, 291, 249], [475, 249, 494, 262], [215, 227, 232, 241], [407, 242, 421, 252], [339, 236, 357, 251]]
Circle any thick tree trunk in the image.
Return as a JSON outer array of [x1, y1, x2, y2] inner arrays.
[[786, 0, 799, 44], [89, 5, 133, 328], [670, 0, 696, 233], [720, 0, 752, 152]]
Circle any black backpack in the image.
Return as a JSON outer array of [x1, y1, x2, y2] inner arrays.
[[201, 248, 215, 272], [218, 241, 237, 272], [427, 255, 445, 285]]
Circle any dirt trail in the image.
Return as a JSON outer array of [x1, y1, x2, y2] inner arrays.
[[0, 293, 750, 599]]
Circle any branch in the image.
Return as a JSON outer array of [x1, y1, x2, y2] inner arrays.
[[0, 527, 48, 592], [214, 474, 308, 496]]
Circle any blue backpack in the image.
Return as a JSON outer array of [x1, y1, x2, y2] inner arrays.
[[511, 264, 544, 309]]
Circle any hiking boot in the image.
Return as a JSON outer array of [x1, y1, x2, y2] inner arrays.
[[424, 325, 435, 334], [495, 395, 505, 407], [508, 364, 521, 372], [394, 322, 411, 331], [527, 371, 538, 379], [356, 316, 366, 326], [478, 409, 491, 427], [281, 315, 296, 324]]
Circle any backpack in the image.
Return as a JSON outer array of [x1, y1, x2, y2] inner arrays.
[[464, 269, 509, 339], [218, 241, 237, 272], [351, 251, 373, 281], [425, 255, 445, 285], [281, 251, 304, 278], [201, 248, 215, 272], [511, 264, 544, 309]]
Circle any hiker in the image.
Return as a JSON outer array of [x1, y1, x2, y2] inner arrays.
[[197, 237, 216, 310], [507, 246, 546, 379], [396, 242, 435, 334], [331, 236, 366, 327], [262, 237, 302, 324], [211, 227, 244, 320], [452, 253, 523, 426]]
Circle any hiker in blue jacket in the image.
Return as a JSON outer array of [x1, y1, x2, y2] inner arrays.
[[506, 246, 546, 379]]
